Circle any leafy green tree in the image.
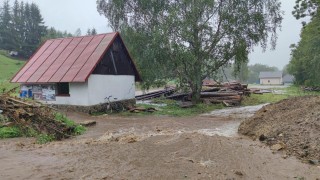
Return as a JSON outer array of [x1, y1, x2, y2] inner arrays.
[[292, 0, 319, 19], [288, 12, 320, 86], [86, 28, 98, 35], [91, 28, 97, 35], [97, 0, 282, 102], [41, 27, 73, 42]]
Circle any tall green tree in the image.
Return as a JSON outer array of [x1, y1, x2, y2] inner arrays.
[[288, 0, 320, 86], [22, 3, 46, 57], [0, 0, 15, 50], [97, 0, 283, 102], [91, 28, 97, 35], [288, 13, 320, 86]]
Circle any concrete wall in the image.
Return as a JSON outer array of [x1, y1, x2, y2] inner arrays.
[[87, 75, 135, 105], [44, 75, 135, 106], [260, 77, 283, 85], [45, 82, 89, 106]]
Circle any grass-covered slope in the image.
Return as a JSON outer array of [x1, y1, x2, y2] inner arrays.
[[0, 52, 25, 92]]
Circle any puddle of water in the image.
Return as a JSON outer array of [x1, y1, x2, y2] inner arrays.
[[137, 100, 167, 107], [197, 122, 240, 137]]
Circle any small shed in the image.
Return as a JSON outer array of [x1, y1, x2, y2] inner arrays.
[[259, 71, 283, 85], [11, 32, 141, 111]]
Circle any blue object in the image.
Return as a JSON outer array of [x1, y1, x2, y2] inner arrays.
[[28, 89, 33, 98], [20, 90, 28, 98]]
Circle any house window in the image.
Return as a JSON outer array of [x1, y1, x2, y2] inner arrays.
[[57, 83, 70, 96]]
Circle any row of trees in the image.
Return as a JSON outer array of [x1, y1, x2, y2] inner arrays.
[[0, 0, 46, 58], [97, 0, 283, 102], [217, 63, 280, 84], [0, 0, 98, 59], [288, 0, 320, 86]]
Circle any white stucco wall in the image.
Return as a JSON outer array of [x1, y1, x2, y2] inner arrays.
[[45, 82, 89, 106], [44, 75, 135, 106], [87, 75, 135, 105], [260, 77, 283, 85]]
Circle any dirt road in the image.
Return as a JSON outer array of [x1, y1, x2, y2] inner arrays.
[[0, 105, 319, 180]]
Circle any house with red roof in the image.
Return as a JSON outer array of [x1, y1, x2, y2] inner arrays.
[[11, 32, 141, 109]]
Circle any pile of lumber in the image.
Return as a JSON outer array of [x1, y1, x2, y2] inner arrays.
[[0, 93, 76, 140], [135, 87, 176, 101], [201, 92, 242, 107], [168, 82, 249, 107], [303, 86, 320, 92]]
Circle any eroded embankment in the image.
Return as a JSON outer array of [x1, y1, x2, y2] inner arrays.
[[239, 96, 320, 163]]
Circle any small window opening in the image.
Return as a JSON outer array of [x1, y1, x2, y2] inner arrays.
[[57, 83, 70, 96]]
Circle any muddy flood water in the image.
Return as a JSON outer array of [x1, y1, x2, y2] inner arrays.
[[0, 104, 319, 179]]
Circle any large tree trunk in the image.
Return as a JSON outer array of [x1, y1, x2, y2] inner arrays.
[[191, 66, 202, 103]]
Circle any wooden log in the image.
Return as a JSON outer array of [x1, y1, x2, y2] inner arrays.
[[200, 92, 240, 97]]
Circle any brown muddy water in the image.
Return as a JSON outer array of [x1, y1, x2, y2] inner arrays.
[[0, 104, 319, 180]]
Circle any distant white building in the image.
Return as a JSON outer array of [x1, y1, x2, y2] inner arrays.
[[259, 71, 283, 85]]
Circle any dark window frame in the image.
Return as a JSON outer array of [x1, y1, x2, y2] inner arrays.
[[56, 83, 70, 96]]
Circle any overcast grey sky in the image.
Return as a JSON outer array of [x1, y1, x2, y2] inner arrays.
[[18, 0, 304, 69]]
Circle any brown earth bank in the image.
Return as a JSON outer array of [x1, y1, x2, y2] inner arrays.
[[0, 108, 319, 179], [239, 96, 320, 164]]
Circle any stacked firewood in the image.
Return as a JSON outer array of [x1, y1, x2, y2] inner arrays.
[[135, 82, 249, 107], [0, 93, 76, 140]]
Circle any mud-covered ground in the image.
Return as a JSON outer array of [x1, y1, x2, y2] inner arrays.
[[1, 105, 320, 180], [239, 96, 320, 164]]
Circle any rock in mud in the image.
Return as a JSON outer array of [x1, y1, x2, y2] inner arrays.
[[79, 120, 96, 127], [271, 143, 285, 151]]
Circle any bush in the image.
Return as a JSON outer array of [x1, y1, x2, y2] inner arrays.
[[37, 134, 55, 144], [0, 127, 22, 138], [55, 113, 86, 135]]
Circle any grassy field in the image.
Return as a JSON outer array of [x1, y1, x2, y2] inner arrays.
[[242, 85, 320, 106], [0, 51, 25, 92]]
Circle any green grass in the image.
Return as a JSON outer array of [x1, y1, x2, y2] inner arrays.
[[54, 113, 86, 135], [36, 134, 55, 144], [242, 93, 289, 106], [242, 85, 320, 106], [0, 113, 86, 143], [0, 52, 25, 93]]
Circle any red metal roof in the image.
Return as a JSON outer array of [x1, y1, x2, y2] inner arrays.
[[11, 32, 141, 83]]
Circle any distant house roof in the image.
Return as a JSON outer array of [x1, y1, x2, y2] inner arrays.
[[11, 32, 141, 83], [283, 74, 294, 83], [259, 71, 282, 79]]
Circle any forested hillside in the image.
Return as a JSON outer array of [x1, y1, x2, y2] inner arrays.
[[0, 0, 74, 59]]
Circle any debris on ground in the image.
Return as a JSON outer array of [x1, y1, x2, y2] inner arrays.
[[0, 93, 81, 140], [129, 107, 158, 113], [239, 96, 320, 163], [79, 120, 97, 127], [302, 86, 320, 92]]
